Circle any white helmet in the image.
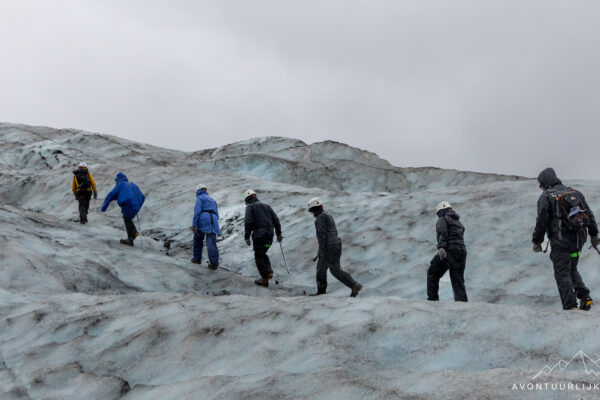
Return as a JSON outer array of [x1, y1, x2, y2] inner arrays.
[[196, 184, 207, 191], [78, 162, 87, 168], [244, 189, 256, 199], [435, 201, 452, 214], [308, 197, 324, 209]]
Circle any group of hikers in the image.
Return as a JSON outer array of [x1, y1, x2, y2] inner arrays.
[[72, 163, 599, 308]]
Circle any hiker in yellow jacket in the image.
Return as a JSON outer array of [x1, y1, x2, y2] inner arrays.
[[72, 162, 97, 224]]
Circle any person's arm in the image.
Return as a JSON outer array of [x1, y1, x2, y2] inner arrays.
[[101, 185, 118, 212], [72, 176, 77, 196], [581, 193, 599, 237], [244, 206, 253, 240], [193, 198, 205, 227], [88, 173, 98, 196], [316, 214, 327, 248], [269, 206, 282, 237], [532, 194, 551, 244], [436, 217, 449, 249]]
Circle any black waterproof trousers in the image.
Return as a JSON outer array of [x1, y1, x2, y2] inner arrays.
[[316, 242, 357, 293], [76, 191, 91, 223], [550, 249, 590, 310], [253, 237, 273, 279], [427, 248, 468, 302], [123, 217, 138, 241]]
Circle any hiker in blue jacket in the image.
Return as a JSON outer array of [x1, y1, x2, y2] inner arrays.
[[192, 184, 220, 269], [101, 172, 145, 247]]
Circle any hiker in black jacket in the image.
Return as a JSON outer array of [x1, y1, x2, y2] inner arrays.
[[532, 167, 600, 311], [308, 197, 362, 297], [244, 189, 282, 287], [427, 201, 468, 302]]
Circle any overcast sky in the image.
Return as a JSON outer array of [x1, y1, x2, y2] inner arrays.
[[1, 1, 599, 179]]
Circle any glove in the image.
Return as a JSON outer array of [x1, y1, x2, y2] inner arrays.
[[193, 226, 198, 234], [437, 248, 447, 260], [591, 236, 600, 249], [277, 234, 283, 242], [533, 242, 543, 253], [93, 193, 97, 199], [245, 238, 251, 247]]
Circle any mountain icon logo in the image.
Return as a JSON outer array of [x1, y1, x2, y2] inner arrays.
[[533, 351, 600, 380]]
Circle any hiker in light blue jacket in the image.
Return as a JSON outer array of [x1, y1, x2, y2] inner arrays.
[[192, 184, 220, 269]]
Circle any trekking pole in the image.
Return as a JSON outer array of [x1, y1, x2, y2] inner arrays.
[[278, 241, 290, 274]]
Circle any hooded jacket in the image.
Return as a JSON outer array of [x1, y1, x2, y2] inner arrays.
[[193, 190, 220, 235], [101, 172, 145, 219], [244, 197, 281, 240], [313, 209, 341, 250], [532, 168, 598, 252], [436, 209, 466, 250]]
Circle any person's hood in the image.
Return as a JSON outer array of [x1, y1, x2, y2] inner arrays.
[[246, 196, 258, 205], [115, 172, 128, 183], [439, 209, 460, 220], [537, 167, 562, 189], [196, 189, 208, 197]]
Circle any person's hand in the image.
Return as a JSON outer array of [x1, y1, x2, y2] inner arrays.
[[245, 238, 251, 247], [437, 248, 447, 260], [533, 242, 543, 253], [193, 226, 198, 234], [277, 234, 283, 242], [93, 193, 97, 199]]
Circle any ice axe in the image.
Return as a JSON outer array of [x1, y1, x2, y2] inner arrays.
[[278, 240, 290, 274]]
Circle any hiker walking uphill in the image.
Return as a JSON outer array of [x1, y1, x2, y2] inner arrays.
[[427, 201, 468, 302], [101, 172, 145, 247], [191, 184, 220, 270], [532, 167, 599, 311], [244, 190, 282, 288], [72, 162, 97, 224], [308, 198, 363, 297]]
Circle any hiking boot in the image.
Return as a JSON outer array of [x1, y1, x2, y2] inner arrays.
[[207, 263, 218, 270], [350, 283, 363, 298], [120, 239, 134, 247], [567, 307, 579, 311], [267, 272, 273, 279], [191, 258, 201, 264], [309, 291, 326, 297], [579, 297, 593, 311], [135, 232, 140, 238], [254, 278, 269, 288]]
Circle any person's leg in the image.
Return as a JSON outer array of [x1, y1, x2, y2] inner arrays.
[[448, 249, 468, 302], [193, 231, 205, 262], [123, 218, 137, 241], [253, 238, 271, 279], [316, 251, 328, 294], [550, 250, 578, 310], [327, 243, 357, 289], [77, 193, 90, 222], [206, 233, 219, 266], [427, 254, 449, 301], [569, 256, 590, 300]]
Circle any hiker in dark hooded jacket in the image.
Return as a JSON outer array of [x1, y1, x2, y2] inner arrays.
[[427, 201, 468, 302], [307, 197, 363, 297], [101, 172, 145, 247], [532, 167, 599, 311], [72, 162, 97, 224], [243, 189, 282, 288]]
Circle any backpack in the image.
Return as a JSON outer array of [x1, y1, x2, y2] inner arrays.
[[74, 169, 91, 191], [549, 188, 590, 233]]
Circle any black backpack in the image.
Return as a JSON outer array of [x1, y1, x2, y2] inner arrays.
[[74, 169, 91, 191], [549, 188, 590, 233]]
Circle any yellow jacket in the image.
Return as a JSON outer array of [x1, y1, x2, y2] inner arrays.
[[72, 170, 97, 196]]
